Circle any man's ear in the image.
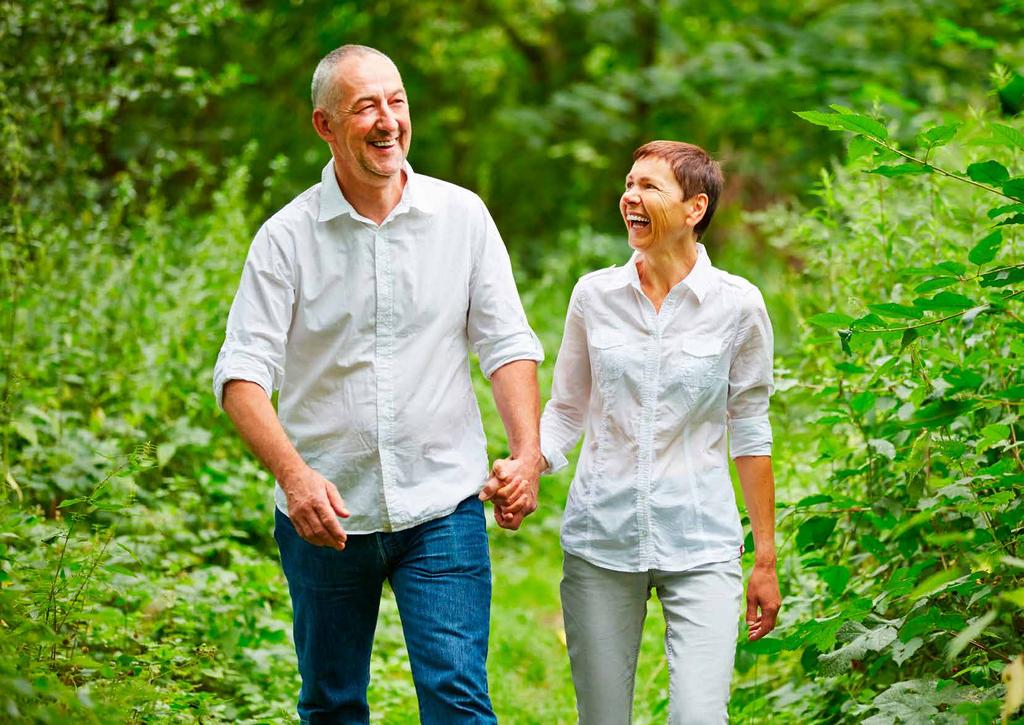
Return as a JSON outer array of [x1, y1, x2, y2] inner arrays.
[[312, 108, 334, 143]]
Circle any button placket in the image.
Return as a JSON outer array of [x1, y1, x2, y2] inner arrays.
[[374, 229, 398, 529]]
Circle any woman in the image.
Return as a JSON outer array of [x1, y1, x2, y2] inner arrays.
[[500, 140, 781, 723]]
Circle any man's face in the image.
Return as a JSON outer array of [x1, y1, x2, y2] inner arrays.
[[320, 54, 411, 186]]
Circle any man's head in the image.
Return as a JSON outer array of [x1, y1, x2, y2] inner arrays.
[[311, 45, 411, 188], [628, 140, 723, 241]]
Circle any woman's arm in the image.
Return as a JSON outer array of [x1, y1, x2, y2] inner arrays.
[[735, 455, 780, 641]]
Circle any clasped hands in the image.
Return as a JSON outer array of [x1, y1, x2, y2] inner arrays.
[[478, 454, 545, 530]]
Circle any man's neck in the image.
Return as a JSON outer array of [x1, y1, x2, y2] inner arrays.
[[334, 164, 406, 226]]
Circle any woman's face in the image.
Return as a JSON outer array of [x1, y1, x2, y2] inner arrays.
[[619, 156, 698, 251]]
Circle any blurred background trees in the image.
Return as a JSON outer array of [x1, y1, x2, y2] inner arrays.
[[2, 0, 1024, 721]]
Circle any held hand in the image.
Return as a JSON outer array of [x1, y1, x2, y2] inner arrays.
[[479, 456, 542, 530], [745, 562, 782, 641], [281, 465, 351, 551]]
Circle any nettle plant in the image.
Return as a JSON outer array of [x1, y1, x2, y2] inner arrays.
[[752, 109, 1024, 721]]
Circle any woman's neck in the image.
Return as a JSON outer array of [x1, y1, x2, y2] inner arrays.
[[635, 239, 699, 310]]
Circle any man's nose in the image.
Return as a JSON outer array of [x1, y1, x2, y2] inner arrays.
[[376, 104, 399, 132]]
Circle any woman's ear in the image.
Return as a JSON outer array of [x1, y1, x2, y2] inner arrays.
[[687, 193, 709, 228]]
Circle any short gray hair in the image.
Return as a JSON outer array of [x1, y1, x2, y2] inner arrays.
[[311, 44, 394, 113]]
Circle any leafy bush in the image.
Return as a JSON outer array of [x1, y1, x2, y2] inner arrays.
[[737, 108, 1024, 722]]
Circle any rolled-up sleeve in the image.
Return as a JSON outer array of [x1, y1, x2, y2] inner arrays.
[[727, 285, 774, 458], [540, 283, 590, 473], [466, 198, 544, 378], [212, 225, 295, 408]]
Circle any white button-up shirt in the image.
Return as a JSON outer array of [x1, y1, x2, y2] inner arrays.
[[214, 160, 543, 533], [540, 244, 773, 573]]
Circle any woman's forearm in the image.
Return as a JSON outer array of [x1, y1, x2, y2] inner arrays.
[[735, 455, 776, 565]]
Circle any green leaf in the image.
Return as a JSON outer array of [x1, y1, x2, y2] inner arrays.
[[1000, 588, 1024, 608], [900, 609, 966, 642], [919, 122, 960, 148], [980, 266, 1024, 288], [910, 567, 965, 601], [12, 420, 38, 447], [743, 637, 787, 655], [806, 312, 854, 329], [834, 113, 889, 139], [913, 291, 974, 311], [992, 123, 1024, 151], [977, 424, 1010, 454], [913, 276, 958, 293], [795, 110, 846, 131], [868, 163, 932, 177], [796, 516, 837, 551], [1004, 178, 1024, 199], [946, 610, 997, 661], [965, 160, 1009, 185], [819, 565, 851, 596], [996, 385, 1024, 401], [988, 203, 1024, 218], [968, 230, 1002, 266], [849, 391, 876, 414], [996, 213, 1024, 227], [847, 135, 878, 162], [867, 303, 924, 320]]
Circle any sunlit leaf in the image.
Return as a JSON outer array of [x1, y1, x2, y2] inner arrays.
[[966, 160, 1010, 186], [807, 312, 855, 329], [992, 123, 1024, 151], [968, 230, 1002, 266], [868, 163, 932, 177], [946, 609, 997, 660]]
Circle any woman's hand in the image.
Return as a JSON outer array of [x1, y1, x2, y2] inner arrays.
[[745, 562, 781, 641]]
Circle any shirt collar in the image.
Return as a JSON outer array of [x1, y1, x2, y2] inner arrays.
[[317, 158, 436, 223], [618, 242, 715, 304]]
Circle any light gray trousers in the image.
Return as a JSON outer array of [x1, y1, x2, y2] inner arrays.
[[560, 553, 743, 725]]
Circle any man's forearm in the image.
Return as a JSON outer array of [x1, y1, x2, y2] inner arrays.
[[222, 379, 307, 481], [735, 455, 777, 565], [489, 359, 543, 469]]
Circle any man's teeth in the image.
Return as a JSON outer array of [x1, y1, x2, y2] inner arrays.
[[370, 140, 395, 147]]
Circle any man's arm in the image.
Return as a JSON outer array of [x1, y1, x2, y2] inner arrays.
[[735, 455, 781, 641], [222, 380, 349, 550], [478, 360, 545, 530]]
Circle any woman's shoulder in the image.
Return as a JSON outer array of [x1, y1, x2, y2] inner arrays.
[[712, 267, 766, 309]]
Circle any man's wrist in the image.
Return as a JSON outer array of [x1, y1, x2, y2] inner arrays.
[[753, 554, 777, 570], [509, 447, 546, 477]]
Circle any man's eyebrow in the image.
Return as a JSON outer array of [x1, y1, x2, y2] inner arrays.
[[351, 88, 407, 106], [626, 175, 658, 184]]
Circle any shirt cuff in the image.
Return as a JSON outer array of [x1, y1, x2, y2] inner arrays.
[[213, 355, 275, 408], [540, 440, 569, 475], [728, 414, 773, 458], [478, 330, 545, 379]]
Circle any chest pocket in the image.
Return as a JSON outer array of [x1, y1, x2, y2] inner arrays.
[[674, 335, 724, 398], [589, 332, 627, 397]]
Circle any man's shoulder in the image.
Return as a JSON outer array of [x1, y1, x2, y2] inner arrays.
[[413, 172, 485, 210], [261, 183, 321, 233]]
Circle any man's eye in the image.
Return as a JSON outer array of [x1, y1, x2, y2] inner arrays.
[[390, 98, 406, 106]]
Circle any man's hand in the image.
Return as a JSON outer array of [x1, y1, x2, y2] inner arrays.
[[479, 456, 543, 530], [281, 465, 351, 550], [745, 562, 781, 641]]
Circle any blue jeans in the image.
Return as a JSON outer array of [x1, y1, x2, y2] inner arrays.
[[274, 496, 497, 725]]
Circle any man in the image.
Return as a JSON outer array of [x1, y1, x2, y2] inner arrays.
[[213, 44, 546, 723]]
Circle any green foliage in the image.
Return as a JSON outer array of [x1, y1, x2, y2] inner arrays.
[[741, 106, 1024, 721], [3, 1, 1024, 722]]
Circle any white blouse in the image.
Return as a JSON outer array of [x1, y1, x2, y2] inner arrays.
[[540, 244, 774, 573]]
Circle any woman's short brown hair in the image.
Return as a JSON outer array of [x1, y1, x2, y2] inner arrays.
[[633, 140, 723, 239]]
